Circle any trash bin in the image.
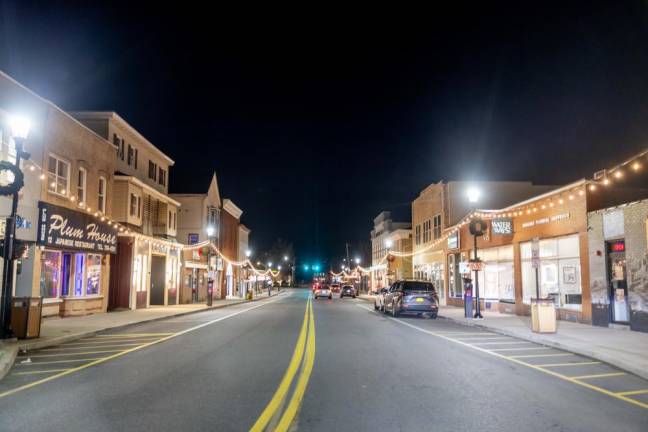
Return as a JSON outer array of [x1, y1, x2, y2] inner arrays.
[[531, 298, 556, 333], [11, 296, 43, 339]]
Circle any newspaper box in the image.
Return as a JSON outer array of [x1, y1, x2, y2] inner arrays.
[[531, 298, 556, 333]]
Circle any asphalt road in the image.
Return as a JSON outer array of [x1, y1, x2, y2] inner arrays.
[[0, 288, 647, 431]]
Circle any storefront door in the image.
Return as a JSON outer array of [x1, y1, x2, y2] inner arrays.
[[150, 255, 166, 306], [607, 241, 629, 324]]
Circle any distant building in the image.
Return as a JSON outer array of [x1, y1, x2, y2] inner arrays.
[[172, 175, 245, 300], [370, 211, 412, 290]]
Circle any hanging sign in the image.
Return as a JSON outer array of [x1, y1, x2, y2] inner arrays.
[[491, 218, 513, 235], [37, 201, 117, 253]]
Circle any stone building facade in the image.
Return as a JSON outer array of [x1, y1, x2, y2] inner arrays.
[[588, 200, 648, 332]]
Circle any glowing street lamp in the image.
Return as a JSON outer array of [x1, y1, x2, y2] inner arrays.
[[354, 257, 361, 264], [1, 115, 32, 339], [206, 225, 215, 237], [245, 249, 251, 258], [283, 255, 288, 262], [467, 187, 481, 203]]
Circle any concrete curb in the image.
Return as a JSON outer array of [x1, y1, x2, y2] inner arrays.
[[0, 292, 286, 379], [438, 313, 648, 381], [0, 342, 18, 381]]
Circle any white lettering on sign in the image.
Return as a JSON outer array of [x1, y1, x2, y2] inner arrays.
[[522, 213, 570, 229]]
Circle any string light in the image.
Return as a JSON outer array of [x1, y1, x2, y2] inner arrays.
[[614, 170, 623, 179]]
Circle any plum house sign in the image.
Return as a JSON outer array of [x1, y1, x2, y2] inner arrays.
[[37, 202, 117, 253]]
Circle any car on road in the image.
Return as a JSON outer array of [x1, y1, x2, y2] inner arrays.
[[340, 285, 356, 298], [373, 286, 390, 311], [330, 284, 341, 293], [314, 285, 332, 299], [383, 280, 439, 318]]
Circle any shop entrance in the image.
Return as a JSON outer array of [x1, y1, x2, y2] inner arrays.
[[607, 240, 629, 324], [150, 255, 167, 306]]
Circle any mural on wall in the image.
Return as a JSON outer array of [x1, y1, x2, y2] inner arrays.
[[628, 251, 648, 313]]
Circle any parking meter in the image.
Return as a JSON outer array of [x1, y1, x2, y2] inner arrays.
[[463, 277, 473, 318]]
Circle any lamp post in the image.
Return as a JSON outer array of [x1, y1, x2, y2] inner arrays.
[[1, 116, 30, 339], [467, 187, 484, 319]]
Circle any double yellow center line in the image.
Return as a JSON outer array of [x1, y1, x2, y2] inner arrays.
[[251, 296, 316, 432]]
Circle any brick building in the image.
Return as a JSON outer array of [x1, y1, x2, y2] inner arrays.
[[411, 181, 554, 306]]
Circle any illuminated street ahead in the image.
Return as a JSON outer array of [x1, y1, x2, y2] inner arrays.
[[0, 289, 646, 431]]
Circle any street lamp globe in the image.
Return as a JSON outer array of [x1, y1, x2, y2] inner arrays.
[[9, 115, 31, 140], [267, 262, 272, 268], [283, 255, 288, 262], [467, 187, 481, 203], [385, 239, 393, 249], [245, 249, 251, 258], [278, 265, 282, 270], [206, 225, 215, 237], [354, 257, 361, 264]]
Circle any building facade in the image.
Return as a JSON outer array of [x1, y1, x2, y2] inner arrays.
[[588, 200, 648, 332], [412, 181, 556, 307], [370, 211, 412, 290], [72, 112, 182, 310], [1, 72, 118, 317], [238, 224, 252, 296], [172, 173, 222, 303], [221, 199, 242, 299]]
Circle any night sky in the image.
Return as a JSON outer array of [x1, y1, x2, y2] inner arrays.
[[2, 2, 648, 265]]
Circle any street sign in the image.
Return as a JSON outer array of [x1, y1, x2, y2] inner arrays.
[[532, 237, 540, 269]]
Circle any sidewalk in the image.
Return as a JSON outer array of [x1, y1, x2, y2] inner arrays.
[[439, 306, 648, 380], [357, 295, 648, 380], [0, 289, 281, 380]]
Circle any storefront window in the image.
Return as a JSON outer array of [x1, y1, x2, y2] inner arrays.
[[74, 253, 85, 296], [133, 254, 148, 292], [40, 251, 61, 298], [521, 235, 582, 310], [476, 246, 515, 301], [448, 253, 463, 298], [86, 254, 101, 295]]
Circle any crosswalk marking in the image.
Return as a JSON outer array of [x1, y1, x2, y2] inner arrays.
[[471, 341, 533, 346], [539, 361, 602, 367], [508, 353, 573, 358], [18, 349, 124, 358], [572, 372, 626, 380], [15, 358, 106, 366], [489, 347, 552, 351], [40, 343, 149, 351], [13, 369, 72, 376], [616, 389, 648, 396]]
